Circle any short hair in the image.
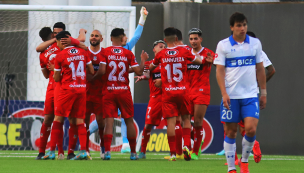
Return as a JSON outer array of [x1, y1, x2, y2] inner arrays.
[[164, 27, 177, 37], [188, 28, 202, 37], [229, 12, 248, 26], [246, 31, 256, 38], [56, 31, 71, 40], [175, 29, 183, 41], [153, 40, 166, 48], [111, 28, 125, 37], [53, 22, 66, 30], [39, 27, 52, 41]]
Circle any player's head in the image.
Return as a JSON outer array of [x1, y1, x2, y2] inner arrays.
[[122, 33, 128, 47], [175, 29, 183, 41], [230, 12, 247, 37], [153, 40, 166, 55], [110, 28, 125, 45], [53, 22, 66, 37], [188, 28, 203, 49], [55, 31, 71, 50], [164, 27, 178, 44], [39, 27, 53, 42], [246, 31, 256, 38], [90, 30, 103, 47]]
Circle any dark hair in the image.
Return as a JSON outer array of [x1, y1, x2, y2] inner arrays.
[[111, 28, 125, 37], [56, 31, 71, 40], [175, 29, 183, 41], [53, 22, 66, 30], [246, 31, 256, 38], [229, 12, 248, 26], [153, 40, 166, 48], [188, 28, 202, 37], [39, 27, 52, 41], [164, 27, 177, 37]]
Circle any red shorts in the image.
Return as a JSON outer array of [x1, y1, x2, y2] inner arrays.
[[44, 89, 54, 115], [162, 94, 190, 119], [145, 94, 162, 126], [102, 91, 133, 119], [188, 94, 210, 115], [86, 98, 103, 116], [55, 89, 86, 119]]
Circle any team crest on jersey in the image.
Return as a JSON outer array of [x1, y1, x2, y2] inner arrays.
[[111, 48, 123, 55], [68, 48, 79, 55], [93, 56, 97, 61], [165, 50, 179, 57]]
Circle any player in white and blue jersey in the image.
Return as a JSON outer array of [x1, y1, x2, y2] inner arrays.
[[214, 12, 267, 173]]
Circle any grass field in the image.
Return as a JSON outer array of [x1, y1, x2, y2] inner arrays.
[[0, 151, 303, 173]]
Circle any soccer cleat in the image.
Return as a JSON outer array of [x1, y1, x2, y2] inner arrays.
[[229, 170, 237, 173], [35, 153, 45, 160], [216, 149, 225, 156], [130, 153, 138, 160], [168, 155, 176, 161], [121, 148, 131, 153], [252, 141, 262, 163], [198, 140, 204, 157], [191, 153, 198, 160], [164, 154, 183, 160], [57, 153, 64, 160], [70, 150, 90, 160], [41, 151, 55, 160], [103, 151, 111, 160], [100, 147, 105, 159], [67, 153, 76, 160], [183, 146, 191, 161], [121, 143, 131, 153], [239, 160, 250, 173], [138, 152, 146, 159]]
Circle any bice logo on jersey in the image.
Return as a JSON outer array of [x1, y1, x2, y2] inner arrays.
[[165, 50, 179, 57], [111, 48, 123, 55], [68, 48, 79, 55]]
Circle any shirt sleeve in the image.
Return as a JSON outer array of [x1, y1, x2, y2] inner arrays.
[[39, 53, 46, 69], [144, 61, 151, 72], [123, 25, 144, 51], [185, 49, 196, 62], [99, 50, 107, 65], [54, 53, 62, 71], [152, 52, 161, 66], [214, 41, 226, 66], [261, 51, 272, 67], [84, 51, 91, 65], [255, 40, 263, 64], [130, 52, 139, 67]]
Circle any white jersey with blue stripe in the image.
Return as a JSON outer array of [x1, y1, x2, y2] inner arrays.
[[214, 35, 263, 99]]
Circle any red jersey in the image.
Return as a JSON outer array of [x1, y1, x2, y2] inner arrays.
[[86, 47, 104, 98], [144, 60, 161, 97], [178, 44, 192, 51], [54, 46, 91, 93], [187, 47, 214, 95], [152, 46, 196, 96], [100, 46, 138, 93]]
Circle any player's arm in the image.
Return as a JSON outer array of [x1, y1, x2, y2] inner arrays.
[[36, 38, 56, 52], [132, 50, 148, 76], [256, 42, 267, 109], [154, 78, 162, 88], [41, 68, 49, 79], [77, 28, 87, 42], [191, 53, 203, 65], [266, 65, 275, 82], [134, 70, 150, 83], [53, 54, 62, 82], [87, 62, 94, 75]]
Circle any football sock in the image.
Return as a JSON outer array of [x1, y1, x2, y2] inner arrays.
[[193, 126, 203, 155], [168, 135, 176, 156], [86, 125, 90, 152], [104, 134, 113, 152], [127, 137, 137, 153], [89, 120, 98, 135], [77, 123, 87, 151], [68, 124, 77, 155], [99, 127, 104, 148], [183, 128, 191, 150], [175, 121, 183, 155], [141, 127, 151, 154], [50, 121, 63, 151], [191, 125, 194, 141], [241, 135, 256, 162], [235, 151, 238, 161], [57, 125, 64, 155], [224, 136, 236, 172], [39, 123, 51, 154]]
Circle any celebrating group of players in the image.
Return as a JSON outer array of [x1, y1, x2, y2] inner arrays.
[[36, 7, 275, 172]]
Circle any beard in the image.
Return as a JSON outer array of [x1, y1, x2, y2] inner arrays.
[[90, 40, 100, 47]]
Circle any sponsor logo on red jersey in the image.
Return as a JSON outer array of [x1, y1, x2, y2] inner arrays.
[[111, 48, 123, 55], [68, 48, 79, 55], [165, 49, 179, 57]]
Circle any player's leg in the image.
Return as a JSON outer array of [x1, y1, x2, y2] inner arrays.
[[180, 95, 192, 161], [104, 117, 114, 160], [120, 118, 131, 153], [95, 111, 105, 159], [84, 112, 91, 154], [67, 117, 77, 159], [175, 115, 183, 159], [139, 124, 153, 159], [167, 116, 177, 161]]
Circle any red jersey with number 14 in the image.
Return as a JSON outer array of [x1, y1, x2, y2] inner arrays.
[[100, 46, 138, 93], [54, 46, 91, 93], [152, 46, 196, 96], [144, 60, 161, 97]]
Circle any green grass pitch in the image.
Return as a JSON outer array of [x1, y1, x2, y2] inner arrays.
[[0, 151, 303, 173]]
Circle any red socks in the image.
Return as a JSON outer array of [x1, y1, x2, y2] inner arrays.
[[183, 128, 191, 150], [235, 151, 238, 161], [68, 124, 78, 155], [175, 121, 183, 155], [168, 135, 176, 156], [128, 137, 137, 153], [193, 126, 203, 155], [140, 128, 151, 154], [50, 121, 63, 152], [39, 123, 51, 154], [104, 134, 113, 152], [99, 127, 104, 148], [77, 123, 87, 151]]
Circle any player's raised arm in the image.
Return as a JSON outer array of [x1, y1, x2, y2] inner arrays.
[[77, 28, 87, 42], [132, 50, 148, 76], [36, 38, 56, 52]]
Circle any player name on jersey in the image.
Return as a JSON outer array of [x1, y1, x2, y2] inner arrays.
[[108, 55, 128, 61], [67, 55, 85, 62], [162, 57, 185, 63]]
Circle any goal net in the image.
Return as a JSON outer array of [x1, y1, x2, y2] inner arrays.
[[0, 5, 135, 151]]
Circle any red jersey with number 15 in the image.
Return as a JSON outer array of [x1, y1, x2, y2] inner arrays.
[[144, 60, 161, 97], [100, 46, 138, 93], [152, 46, 196, 96], [54, 46, 91, 93]]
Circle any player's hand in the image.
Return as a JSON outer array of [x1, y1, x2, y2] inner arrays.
[[222, 93, 230, 110], [206, 52, 214, 63], [47, 62, 54, 71], [134, 76, 146, 83], [259, 95, 267, 109], [141, 50, 149, 61], [140, 6, 148, 18], [79, 28, 87, 34], [154, 79, 162, 88], [60, 35, 71, 46]]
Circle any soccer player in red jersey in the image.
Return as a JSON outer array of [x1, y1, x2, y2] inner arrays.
[[42, 31, 94, 160], [187, 28, 215, 160], [133, 40, 166, 159], [149, 27, 202, 161], [94, 28, 147, 160]]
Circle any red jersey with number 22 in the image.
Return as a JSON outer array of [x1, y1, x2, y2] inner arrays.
[[100, 46, 138, 93], [54, 46, 91, 93], [152, 46, 196, 96]]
